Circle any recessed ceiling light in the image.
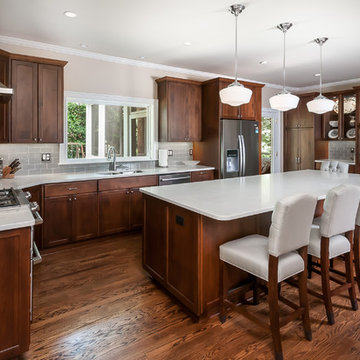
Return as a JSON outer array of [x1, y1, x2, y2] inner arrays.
[[259, 60, 268, 65], [80, 44, 88, 48], [183, 42, 192, 46], [314, 73, 321, 77], [64, 11, 77, 18]]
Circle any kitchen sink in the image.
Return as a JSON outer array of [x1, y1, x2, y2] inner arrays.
[[97, 170, 143, 176]]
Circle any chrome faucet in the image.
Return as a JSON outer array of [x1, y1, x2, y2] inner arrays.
[[107, 146, 117, 171]]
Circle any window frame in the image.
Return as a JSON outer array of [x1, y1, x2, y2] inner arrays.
[[60, 91, 158, 164]]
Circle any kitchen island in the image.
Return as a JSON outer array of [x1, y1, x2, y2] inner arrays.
[[141, 170, 360, 318]]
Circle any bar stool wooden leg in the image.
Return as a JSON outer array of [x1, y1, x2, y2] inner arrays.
[[345, 231, 358, 310], [307, 254, 312, 279], [298, 247, 312, 340], [354, 225, 360, 293], [253, 277, 259, 305], [268, 256, 283, 360], [219, 259, 227, 324], [320, 237, 334, 325]]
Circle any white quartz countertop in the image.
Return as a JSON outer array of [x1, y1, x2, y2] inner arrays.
[[315, 159, 355, 165], [0, 165, 214, 189], [0, 206, 35, 231], [140, 170, 360, 221]]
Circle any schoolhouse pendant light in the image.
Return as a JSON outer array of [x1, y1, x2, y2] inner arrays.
[[307, 38, 335, 114], [269, 23, 299, 112], [219, 4, 252, 106]]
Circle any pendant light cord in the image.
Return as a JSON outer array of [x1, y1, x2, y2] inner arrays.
[[319, 43, 323, 96], [282, 29, 286, 92], [234, 12, 238, 83]]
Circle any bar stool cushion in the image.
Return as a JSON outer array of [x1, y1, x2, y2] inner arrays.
[[356, 204, 360, 227], [308, 227, 350, 259], [320, 161, 349, 173], [219, 234, 304, 282]]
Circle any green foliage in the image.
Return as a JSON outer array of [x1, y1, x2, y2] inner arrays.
[[261, 117, 272, 159], [67, 103, 86, 158]]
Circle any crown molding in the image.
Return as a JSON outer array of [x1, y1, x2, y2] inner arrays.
[[0, 35, 287, 90], [1, 35, 358, 92]]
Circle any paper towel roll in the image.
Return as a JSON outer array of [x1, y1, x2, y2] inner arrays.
[[159, 149, 168, 167]]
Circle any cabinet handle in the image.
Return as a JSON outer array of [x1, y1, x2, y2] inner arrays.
[[67, 187, 78, 191], [73, 197, 77, 201], [39, 138, 43, 142], [68, 197, 72, 201], [33, 137, 37, 141]]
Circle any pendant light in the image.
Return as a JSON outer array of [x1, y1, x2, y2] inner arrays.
[[219, 4, 252, 106], [269, 23, 299, 112], [307, 38, 335, 114]]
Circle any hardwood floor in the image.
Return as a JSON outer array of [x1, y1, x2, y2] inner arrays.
[[21, 233, 360, 360]]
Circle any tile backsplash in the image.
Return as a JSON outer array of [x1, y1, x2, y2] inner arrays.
[[328, 141, 356, 161], [0, 142, 193, 176]]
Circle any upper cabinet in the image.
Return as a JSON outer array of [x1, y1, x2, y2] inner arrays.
[[156, 77, 201, 142], [218, 78, 264, 121], [284, 95, 315, 129], [321, 91, 356, 141], [0, 49, 67, 143]]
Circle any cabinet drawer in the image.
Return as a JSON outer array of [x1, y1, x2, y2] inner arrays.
[[191, 170, 214, 182], [99, 175, 157, 192], [44, 181, 97, 197]]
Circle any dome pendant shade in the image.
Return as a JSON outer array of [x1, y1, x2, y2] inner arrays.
[[306, 95, 335, 114], [269, 92, 299, 112], [219, 82, 253, 106], [219, 4, 252, 107]]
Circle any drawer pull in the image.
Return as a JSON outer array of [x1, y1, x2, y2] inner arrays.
[[67, 187, 78, 191]]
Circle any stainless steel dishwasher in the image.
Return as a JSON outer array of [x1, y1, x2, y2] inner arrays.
[[158, 172, 191, 186]]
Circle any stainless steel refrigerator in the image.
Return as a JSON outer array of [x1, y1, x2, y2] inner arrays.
[[220, 119, 259, 178]]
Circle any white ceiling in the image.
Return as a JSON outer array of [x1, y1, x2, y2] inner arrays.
[[0, 0, 359, 88]]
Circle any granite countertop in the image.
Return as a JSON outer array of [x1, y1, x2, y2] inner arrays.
[[315, 159, 355, 165], [141, 170, 360, 221], [0, 165, 215, 189]]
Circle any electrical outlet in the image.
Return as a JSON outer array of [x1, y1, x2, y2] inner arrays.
[[189, 149, 193, 156], [41, 153, 51, 162], [167, 150, 173, 156]]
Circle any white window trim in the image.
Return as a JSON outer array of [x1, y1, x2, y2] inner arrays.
[[60, 91, 158, 164], [262, 108, 282, 173]]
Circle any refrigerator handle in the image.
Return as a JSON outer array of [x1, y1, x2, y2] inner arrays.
[[241, 135, 246, 176], [238, 135, 243, 177]]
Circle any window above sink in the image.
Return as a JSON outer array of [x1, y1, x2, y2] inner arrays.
[[59, 92, 158, 164]]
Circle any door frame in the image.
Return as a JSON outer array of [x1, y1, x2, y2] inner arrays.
[[261, 108, 282, 173]]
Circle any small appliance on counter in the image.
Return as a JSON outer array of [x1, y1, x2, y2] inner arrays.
[[158, 149, 168, 167]]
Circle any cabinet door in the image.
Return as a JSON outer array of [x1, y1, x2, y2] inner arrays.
[[0, 228, 30, 359], [0, 55, 10, 142], [284, 128, 299, 171], [38, 64, 63, 143], [129, 189, 143, 229], [11, 60, 38, 143], [186, 83, 201, 141], [167, 81, 187, 141], [43, 195, 73, 247], [298, 96, 315, 128], [219, 80, 240, 119], [73, 192, 99, 241], [299, 127, 314, 170], [190, 170, 214, 182], [240, 85, 260, 121], [99, 190, 130, 235]]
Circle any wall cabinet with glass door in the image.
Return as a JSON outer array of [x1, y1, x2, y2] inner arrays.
[[321, 91, 356, 141]]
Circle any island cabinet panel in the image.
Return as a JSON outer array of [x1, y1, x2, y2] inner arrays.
[[143, 197, 168, 282], [190, 170, 214, 182], [0, 227, 31, 359], [129, 189, 144, 229], [167, 206, 201, 314], [98, 190, 130, 236]]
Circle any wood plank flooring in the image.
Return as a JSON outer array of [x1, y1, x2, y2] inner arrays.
[[21, 233, 360, 360]]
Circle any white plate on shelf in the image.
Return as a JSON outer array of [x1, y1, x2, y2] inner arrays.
[[328, 129, 338, 139], [346, 128, 356, 139], [349, 119, 356, 127], [344, 97, 356, 114], [329, 120, 338, 127]]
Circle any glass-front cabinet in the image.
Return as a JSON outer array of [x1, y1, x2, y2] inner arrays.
[[322, 92, 356, 140]]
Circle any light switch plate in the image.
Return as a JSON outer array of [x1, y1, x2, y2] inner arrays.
[[189, 149, 193, 156], [41, 153, 51, 162], [167, 150, 173, 156]]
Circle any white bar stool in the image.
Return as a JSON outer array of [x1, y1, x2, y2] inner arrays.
[[219, 193, 317, 360], [307, 184, 360, 324]]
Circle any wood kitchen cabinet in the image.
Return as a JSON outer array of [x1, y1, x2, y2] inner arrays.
[[156, 77, 201, 142], [0, 49, 67, 144], [98, 175, 158, 236], [43, 181, 98, 248], [190, 170, 214, 182], [284, 95, 315, 171], [0, 227, 31, 359]]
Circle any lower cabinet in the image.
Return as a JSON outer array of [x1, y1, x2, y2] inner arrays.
[[0, 227, 31, 359], [43, 181, 98, 248], [190, 170, 214, 182]]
